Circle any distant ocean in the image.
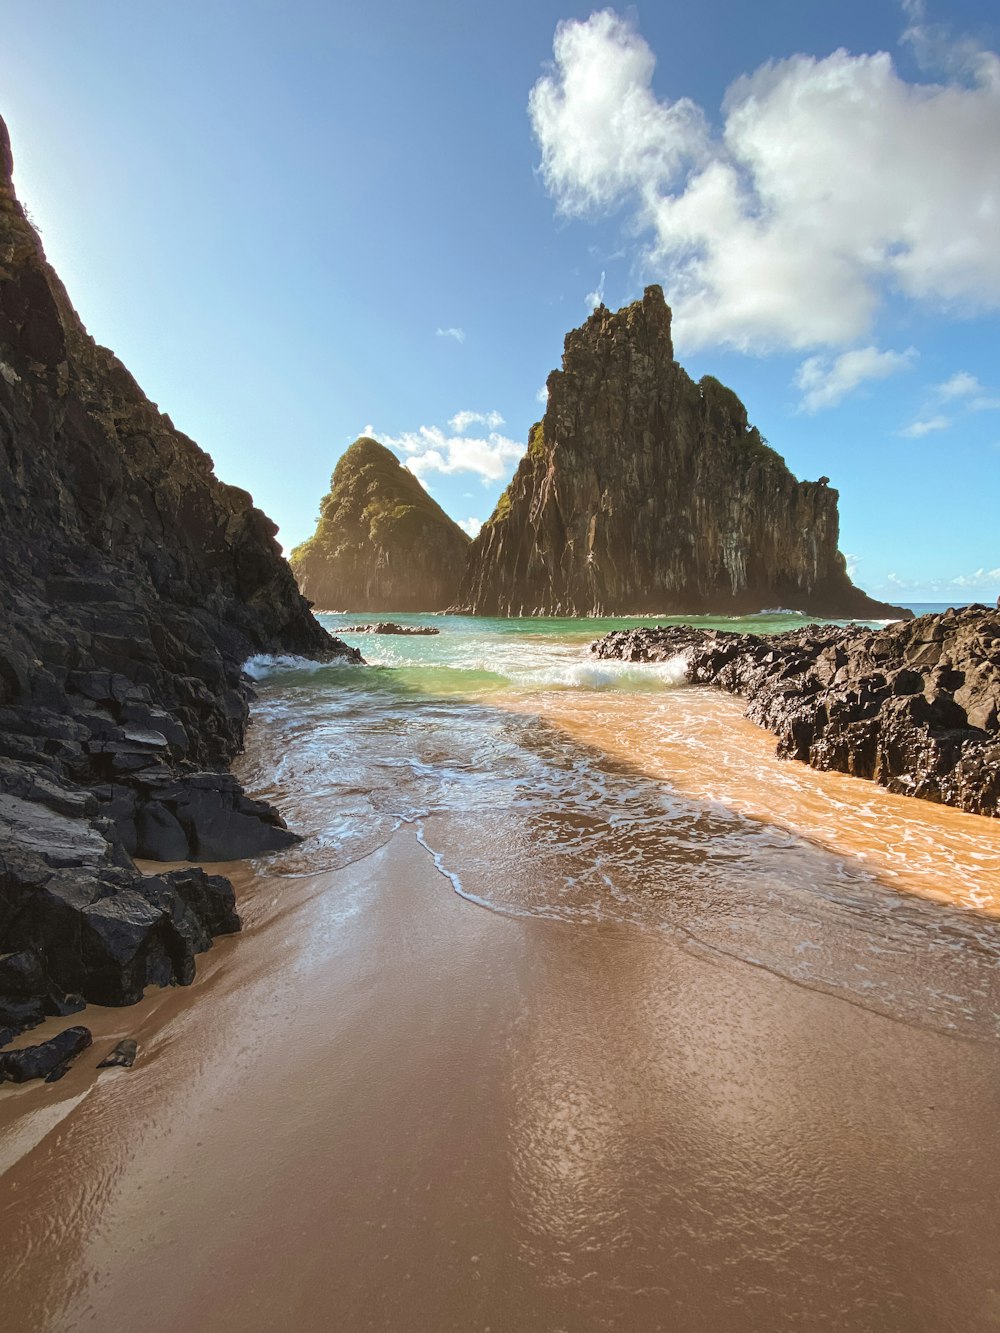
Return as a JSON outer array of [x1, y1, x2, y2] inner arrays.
[[906, 602, 987, 616]]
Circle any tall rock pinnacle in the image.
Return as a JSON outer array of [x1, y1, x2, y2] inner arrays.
[[290, 437, 471, 611], [456, 287, 908, 620]]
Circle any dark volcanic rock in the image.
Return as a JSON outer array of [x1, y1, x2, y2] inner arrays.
[[98, 1037, 138, 1069], [0, 1025, 92, 1084], [343, 622, 441, 636], [0, 114, 357, 1045], [593, 606, 1000, 817], [457, 287, 907, 621], [290, 437, 471, 612]]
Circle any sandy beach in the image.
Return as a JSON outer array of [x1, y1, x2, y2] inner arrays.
[[3, 805, 1000, 1332]]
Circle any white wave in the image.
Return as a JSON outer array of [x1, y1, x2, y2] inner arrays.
[[501, 652, 691, 691], [242, 653, 362, 680]]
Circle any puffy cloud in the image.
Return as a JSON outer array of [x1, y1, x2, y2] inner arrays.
[[898, 414, 951, 437], [373, 422, 524, 484], [449, 409, 505, 433], [436, 327, 465, 344], [530, 10, 1000, 352], [936, 370, 982, 399], [795, 345, 916, 413], [536, 383, 549, 405], [458, 517, 483, 539]]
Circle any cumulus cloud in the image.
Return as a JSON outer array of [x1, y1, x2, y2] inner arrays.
[[458, 517, 483, 539], [436, 327, 465, 344], [529, 9, 1000, 352], [369, 422, 524, 484], [449, 409, 505, 433], [795, 345, 916, 413], [936, 370, 982, 399], [898, 413, 951, 437]]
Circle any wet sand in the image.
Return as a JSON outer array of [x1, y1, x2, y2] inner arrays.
[[3, 820, 1000, 1332]]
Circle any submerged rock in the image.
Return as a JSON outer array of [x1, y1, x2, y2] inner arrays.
[[457, 287, 907, 620], [0, 114, 354, 1042], [290, 438, 471, 612], [593, 606, 1000, 817]]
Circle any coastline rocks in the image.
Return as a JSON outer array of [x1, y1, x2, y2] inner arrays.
[[593, 606, 1000, 817], [342, 622, 440, 636], [456, 287, 907, 621], [290, 437, 471, 612], [0, 113, 354, 1046], [0, 1025, 92, 1084], [98, 1038, 138, 1069]]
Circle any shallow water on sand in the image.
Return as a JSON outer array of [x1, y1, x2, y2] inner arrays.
[[3, 610, 1000, 1332]]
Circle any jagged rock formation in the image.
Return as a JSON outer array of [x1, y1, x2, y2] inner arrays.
[[0, 114, 357, 1046], [290, 437, 470, 611], [593, 606, 1000, 817], [457, 287, 907, 620]]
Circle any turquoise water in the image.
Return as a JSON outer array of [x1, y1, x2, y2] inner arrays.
[[249, 609, 883, 697], [238, 608, 1000, 1038]]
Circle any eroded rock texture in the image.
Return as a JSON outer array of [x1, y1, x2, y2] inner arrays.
[[0, 114, 356, 1046], [457, 287, 907, 620], [594, 606, 1000, 817], [290, 437, 470, 611]]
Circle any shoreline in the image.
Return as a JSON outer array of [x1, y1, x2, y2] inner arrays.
[[3, 826, 1000, 1331]]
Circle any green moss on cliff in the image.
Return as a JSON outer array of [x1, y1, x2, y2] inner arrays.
[[289, 437, 470, 610]]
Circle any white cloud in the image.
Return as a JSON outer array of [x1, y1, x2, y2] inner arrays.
[[936, 370, 982, 399], [795, 345, 916, 412], [880, 564, 1000, 598], [586, 270, 606, 311], [845, 552, 861, 581], [530, 10, 1000, 352], [369, 422, 524, 484], [898, 413, 950, 437], [458, 517, 483, 539], [536, 383, 549, 405], [972, 396, 1000, 411], [449, 409, 505, 433], [436, 327, 466, 344]]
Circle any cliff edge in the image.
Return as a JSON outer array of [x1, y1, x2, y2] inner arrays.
[[456, 287, 908, 620], [0, 114, 356, 1050]]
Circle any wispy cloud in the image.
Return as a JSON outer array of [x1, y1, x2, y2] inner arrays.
[[436, 326, 466, 344], [536, 383, 549, 405], [881, 565, 1000, 598], [898, 414, 951, 438], [364, 421, 524, 485], [449, 409, 505, 433], [795, 345, 916, 413], [586, 270, 606, 311], [530, 9, 1000, 352]]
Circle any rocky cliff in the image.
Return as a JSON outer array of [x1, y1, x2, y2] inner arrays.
[[290, 437, 470, 611], [457, 287, 907, 620], [594, 607, 1000, 817], [0, 114, 356, 1051]]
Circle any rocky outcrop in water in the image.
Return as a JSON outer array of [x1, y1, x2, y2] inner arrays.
[[291, 438, 470, 611], [594, 607, 1000, 817], [457, 287, 907, 620], [343, 622, 441, 636], [0, 114, 357, 1048]]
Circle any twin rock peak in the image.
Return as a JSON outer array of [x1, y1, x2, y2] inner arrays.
[[292, 286, 906, 621]]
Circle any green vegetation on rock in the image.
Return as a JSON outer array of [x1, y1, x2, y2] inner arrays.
[[290, 437, 470, 612]]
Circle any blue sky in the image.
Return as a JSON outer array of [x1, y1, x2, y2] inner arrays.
[[1, 0, 997, 602]]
